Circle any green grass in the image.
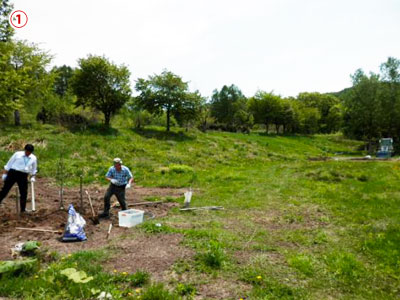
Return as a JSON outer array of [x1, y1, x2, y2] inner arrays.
[[1, 123, 400, 299]]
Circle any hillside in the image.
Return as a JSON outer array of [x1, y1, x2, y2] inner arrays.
[[0, 124, 399, 299]]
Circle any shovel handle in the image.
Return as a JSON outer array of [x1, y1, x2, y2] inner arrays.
[[85, 190, 96, 217], [31, 180, 35, 211]]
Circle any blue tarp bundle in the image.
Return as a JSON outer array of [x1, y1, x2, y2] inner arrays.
[[62, 204, 87, 242]]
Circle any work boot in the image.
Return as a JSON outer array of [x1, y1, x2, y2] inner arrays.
[[98, 212, 110, 219]]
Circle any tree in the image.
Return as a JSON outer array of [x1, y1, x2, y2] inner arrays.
[[135, 70, 200, 132], [197, 102, 214, 132], [210, 85, 246, 129], [276, 99, 296, 134], [0, 40, 52, 125], [297, 92, 341, 133], [342, 69, 383, 151], [0, 0, 13, 42], [379, 57, 400, 138], [72, 55, 131, 127], [299, 106, 321, 134], [52, 65, 74, 97], [248, 91, 281, 133], [173, 91, 203, 131]]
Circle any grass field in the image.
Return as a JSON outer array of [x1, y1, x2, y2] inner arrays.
[[0, 123, 399, 299]]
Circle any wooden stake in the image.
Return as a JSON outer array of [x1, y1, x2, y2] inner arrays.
[[106, 224, 112, 239], [79, 175, 83, 212], [127, 201, 163, 207], [60, 184, 64, 210], [15, 227, 61, 233], [179, 206, 224, 211]]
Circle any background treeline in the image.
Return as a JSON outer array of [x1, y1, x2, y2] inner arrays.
[[1, 0, 400, 151]]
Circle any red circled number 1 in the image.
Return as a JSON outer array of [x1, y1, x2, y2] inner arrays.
[[16, 14, 21, 24]]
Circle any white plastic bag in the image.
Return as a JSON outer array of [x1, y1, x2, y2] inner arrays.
[[184, 189, 193, 208]]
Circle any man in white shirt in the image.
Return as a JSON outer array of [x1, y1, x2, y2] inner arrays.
[[0, 144, 37, 213]]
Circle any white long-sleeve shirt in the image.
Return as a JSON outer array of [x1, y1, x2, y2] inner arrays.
[[4, 151, 38, 175]]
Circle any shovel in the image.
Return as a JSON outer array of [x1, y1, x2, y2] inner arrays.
[[31, 180, 36, 211], [85, 190, 99, 225]]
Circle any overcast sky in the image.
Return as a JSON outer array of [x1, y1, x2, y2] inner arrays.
[[11, 0, 400, 98]]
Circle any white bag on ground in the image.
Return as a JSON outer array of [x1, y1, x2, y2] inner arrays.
[[62, 204, 87, 242]]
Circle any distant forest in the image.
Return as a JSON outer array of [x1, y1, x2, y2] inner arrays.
[[1, 0, 400, 151]]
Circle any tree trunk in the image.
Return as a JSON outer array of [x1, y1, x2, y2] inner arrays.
[[265, 121, 269, 133], [14, 110, 21, 126], [275, 124, 279, 134], [202, 120, 207, 132], [104, 112, 111, 127], [166, 109, 171, 132]]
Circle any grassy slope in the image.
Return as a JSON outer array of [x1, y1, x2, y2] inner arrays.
[[0, 124, 399, 299]]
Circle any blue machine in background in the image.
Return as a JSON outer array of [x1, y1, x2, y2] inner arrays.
[[376, 138, 394, 158]]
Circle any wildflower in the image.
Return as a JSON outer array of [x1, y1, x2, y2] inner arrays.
[[113, 269, 117, 273], [122, 271, 128, 276], [135, 288, 141, 293], [256, 275, 262, 280], [34, 275, 39, 279], [128, 292, 132, 296]]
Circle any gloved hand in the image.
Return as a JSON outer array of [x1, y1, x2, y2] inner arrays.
[[30, 177, 36, 182], [126, 183, 131, 189], [1, 174, 7, 181], [110, 179, 118, 185]]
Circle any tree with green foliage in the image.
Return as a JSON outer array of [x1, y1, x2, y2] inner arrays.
[[299, 106, 321, 134], [0, 0, 13, 42], [135, 70, 199, 132], [197, 101, 214, 132], [379, 57, 400, 138], [276, 99, 297, 134], [248, 91, 282, 133], [52, 65, 74, 97], [342, 69, 383, 150], [297, 92, 341, 133], [210, 85, 247, 130], [173, 91, 203, 131], [0, 40, 52, 125], [72, 55, 131, 127]]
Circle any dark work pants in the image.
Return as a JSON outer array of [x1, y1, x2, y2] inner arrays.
[[0, 169, 28, 212], [103, 184, 127, 214]]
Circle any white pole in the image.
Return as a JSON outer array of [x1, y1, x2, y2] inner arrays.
[[31, 181, 35, 211]]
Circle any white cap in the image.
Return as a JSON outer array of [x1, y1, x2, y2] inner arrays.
[[113, 158, 122, 164]]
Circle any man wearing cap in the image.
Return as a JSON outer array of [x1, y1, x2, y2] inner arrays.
[[99, 158, 133, 218], [0, 144, 37, 213]]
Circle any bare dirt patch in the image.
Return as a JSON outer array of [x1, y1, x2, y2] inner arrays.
[[0, 177, 186, 264], [104, 233, 193, 281], [196, 279, 252, 299]]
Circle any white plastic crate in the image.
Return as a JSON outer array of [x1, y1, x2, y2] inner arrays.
[[118, 209, 144, 228]]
